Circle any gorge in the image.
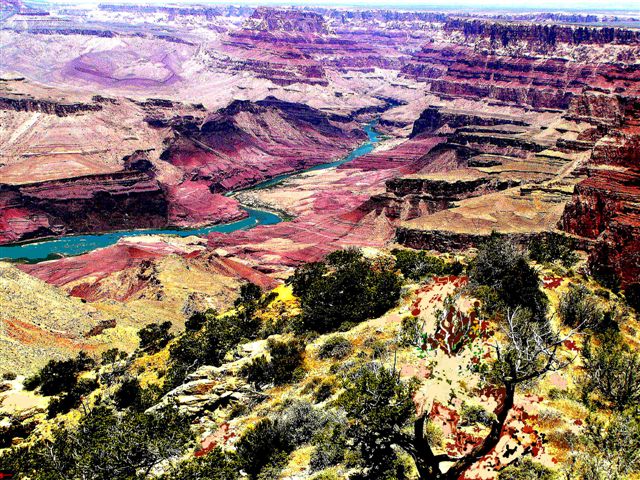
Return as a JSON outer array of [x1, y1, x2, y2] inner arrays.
[[0, 2, 639, 479], [0, 122, 381, 261]]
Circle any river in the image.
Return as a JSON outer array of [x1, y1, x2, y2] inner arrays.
[[0, 121, 381, 262]]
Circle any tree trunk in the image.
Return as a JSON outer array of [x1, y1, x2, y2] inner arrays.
[[439, 382, 516, 480], [410, 415, 440, 478]]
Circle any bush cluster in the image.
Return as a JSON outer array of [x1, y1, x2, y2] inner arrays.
[[582, 334, 640, 411], [399, 315, 422, 347], [469, 233, 547, 317], [23, 352, 96, 418], [338, 364, 418, 479], [460, 403, 495, 427], [242, 338, 305, 388], [112, 376, 147, 411], [288, 249, 403, 333], [310, 423, 348, 472], [137, 321, 174, 353], [0, 405, 191, 479], [498, 457, 558, 480], [528, 233, 579, 268], [625, 283, 640, 312], [24, 352, 93, 396], [166, 306, 261, 391], [159, 447, 238, 480], [558, 284, 603, 329], [318, 335, 353, 360], [234, 401, 339, 479], [390, 248, 462, 280], [0, 416, 34, 449], [100, 348, 128, 365]]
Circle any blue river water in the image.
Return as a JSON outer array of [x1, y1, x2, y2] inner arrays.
[[0, 122, 381, 263]]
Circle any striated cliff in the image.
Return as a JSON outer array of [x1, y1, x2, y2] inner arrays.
[[158, 96, 366, 193], [0, 96, 102, 116], [410, 106, 528, 137], [445, 20, 640, 46], [0, 89, 365, 244], [562, 168, 640, 288], [0, 169, 167, 244], [246, 7, 329, 34]]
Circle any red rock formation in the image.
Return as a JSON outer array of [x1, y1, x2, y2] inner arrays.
[[0, 95, 363, 244], [340, 136, 445, 172], [402, 38, 640, 111], [411, 106, 528, 137], [215, 7, 428, 86], [159, 97, 366, 192], [0, 96, 102, 116], [562, 168, 640, 288], [444, 20, 640, 46], [19, 238, 277, 302], [246, 8, 329, 35], [165, 181, 243, 228], [0, 170, 168, 244]]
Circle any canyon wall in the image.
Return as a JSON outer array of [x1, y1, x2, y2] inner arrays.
[[0, 89, 365, 244]]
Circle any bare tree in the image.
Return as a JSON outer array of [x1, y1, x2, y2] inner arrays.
[[402, 308, 578, 479]]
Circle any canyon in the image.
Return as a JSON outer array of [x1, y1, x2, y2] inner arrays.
[[1, 3, 640, 480], [0, 1, 638, 370]]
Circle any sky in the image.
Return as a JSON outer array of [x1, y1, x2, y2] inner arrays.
[[41, 0, 640, 12]]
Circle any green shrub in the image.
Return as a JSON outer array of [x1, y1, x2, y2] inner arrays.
[[236, 418, 287, 478], [318, 336, 353, 360], [100, 348, 127, 365], [113, 376, 143, 411], [423, 420, 444, 449], [582, 336, 640, 411], [234, 401, 339, 479], [184, 310, 210, 331], [278, 400, 339, 449], [311, 423, 348, 472], [310, 469, 344, 480], [47, 378, 97, 418], [460, 403, 495, 427], [242, 338, 305, 388], [166, 310, 261, 391], [242, 355, 271, 387], [159, 447, 239, 479], [469, 232, 547, 317], [591, 308, 620, 334], [391, 249, 446, 280], [558, 284, 603, 328], [268, 338, 305, 385], [256, 453, 289, 480], [391, 248, 464, 280], [578, 414, 640, 477], [547, 387, 570, 401], [1, 372, 16, 381], [0, 415, 34, 449], [314, 378, 338, 403], [338, 364, 418, 479], [528, 234, 579, 268], [138, 321, 174, 353], [24, 352, 94, 396], [399, 315, 421, 347], [498, 457, 558, 480], [0, 405, 191, 479], [287, 249, 403, 333], [625, 283, 640, 312], [368, 339, 388, 359], [235, 282, 263, 308]]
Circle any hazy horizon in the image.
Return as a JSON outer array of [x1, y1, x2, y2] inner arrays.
[[35, 0, 640, 14]]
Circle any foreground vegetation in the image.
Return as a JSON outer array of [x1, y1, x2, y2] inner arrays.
[[1, 236, 638, 479]]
